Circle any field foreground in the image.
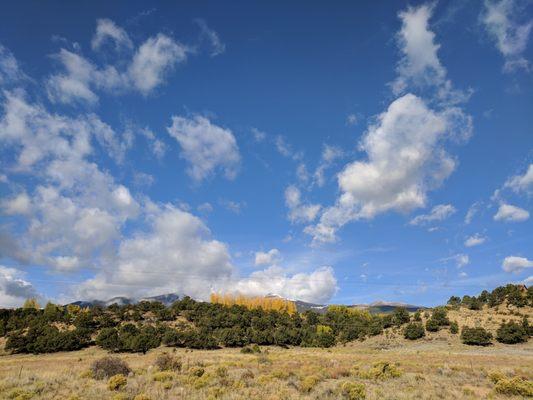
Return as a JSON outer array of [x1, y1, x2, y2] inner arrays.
[[1, 335, 532, 400]]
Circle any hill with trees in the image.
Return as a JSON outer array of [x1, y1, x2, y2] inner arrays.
[[0, 284, 531, 355]]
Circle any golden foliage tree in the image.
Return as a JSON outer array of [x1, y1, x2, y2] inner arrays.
[[22, 297, 41, 310], [210, 293, 297, 314]]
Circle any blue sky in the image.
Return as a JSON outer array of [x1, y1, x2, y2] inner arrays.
[[0, 0, 532, 307]]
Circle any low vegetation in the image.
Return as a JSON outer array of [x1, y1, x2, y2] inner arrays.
[[0, 283, 531, 399]]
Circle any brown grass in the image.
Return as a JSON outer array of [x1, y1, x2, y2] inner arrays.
[[0, 337, 531, 399]]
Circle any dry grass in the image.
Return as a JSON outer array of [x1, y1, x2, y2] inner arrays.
[[0, 337, 531, 399]]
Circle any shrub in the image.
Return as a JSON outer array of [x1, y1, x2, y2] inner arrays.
[[155, 353, 182, 371], [493, 376, 533, 397], [339, 381, 366, 400], [91, 357, 131, 380], [392, 307, 410, 326], [96, 327, 120, 352], [449, 321, 459, 334], [357, 362, 402, 380], [425, 318, 439, 332], [299, 375, 321, 393], [152, 371, 175, 382], [496, 321, 528, 344], [403, 322, 425, 340], [460, 327, 492, 346], [108, 374, 127, 391], [431, 307, 450, 326]]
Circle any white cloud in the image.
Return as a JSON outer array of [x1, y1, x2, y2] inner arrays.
[[285, 185, 321, 224], [502, 255, 533, 273], [307, 94, 471, 243], [314, 144, 344, 187], [251, 127, 266, 142], [72, 203, 336, 304], [465, 201, 482, 224], [220, 199, 245, 214], [195, 19, 226, 56], [140, 127, 166, 159], [0, 44, 25, 86], [493, 203, 529, 222], [0, 266, 40, 308], [91, 18, 133, 51], [254, 249, 282, 267], [464, 234, 487, 247], [128, 34, 188, 95], [0, 91, 140, 271], [232, 265, 337, 304], [75, 205, 234, 300], [482, 0, 532, 72], [393, 3, 446, 94], [505, 164, 533, 193], [167, 114, 240, 182], [1, 192, 31, 215], [409, 204, 456, 226], [47, 20, 189, 104], [455, 254, 470, 268]]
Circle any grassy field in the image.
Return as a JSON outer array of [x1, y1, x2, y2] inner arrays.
[[0, 333, 531, 400]]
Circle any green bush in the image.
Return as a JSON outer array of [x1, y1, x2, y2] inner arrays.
[[403, 322, 425, 340], [425, 318, 439, 332], [460, 327, 492, 346], [392, 307, 410, 326], [496, 321, 528, 344], [449, 321, 459, 334]]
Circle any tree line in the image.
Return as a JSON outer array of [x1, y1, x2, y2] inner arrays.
[[0, 284, 531, 354]]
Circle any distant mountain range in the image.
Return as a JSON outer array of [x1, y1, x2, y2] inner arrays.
[[68, 293, 425, 314]]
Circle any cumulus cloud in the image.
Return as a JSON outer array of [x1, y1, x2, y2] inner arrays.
[[0, 266, 39, 308], [128, 34, 188, 95], [1, 192, 32, 215], [254, 249, 282, 267], [481, 0, 532, 72], [493, 203, 529, 222], [502, 255, 533, 273], [409, 204, 456, 226], [91, 18, 133, 51], [393, 3, 446, 94], [307, 94, 471, 243], [0, 90, 140, 271], [47, 20, 189, 104], [232, 266, 337, 304], [305, 4, 472, 244], [73, 204, 337, 304], [392, 4, 469, 103], [285, 185, 321, 224], [167, 115, 240, 182], [464, 234, 487, 247], [505, 164, 533, 193], [75, 205, 234, 300]]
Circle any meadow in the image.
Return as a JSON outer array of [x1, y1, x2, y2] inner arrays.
[[0, 333, 531, 400]]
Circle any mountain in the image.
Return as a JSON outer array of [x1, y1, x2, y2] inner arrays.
[[68, 294, 179, 308], [68, 292, 424, 313]]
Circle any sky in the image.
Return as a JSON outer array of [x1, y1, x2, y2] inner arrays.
[[0, 0, 532, 308]]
